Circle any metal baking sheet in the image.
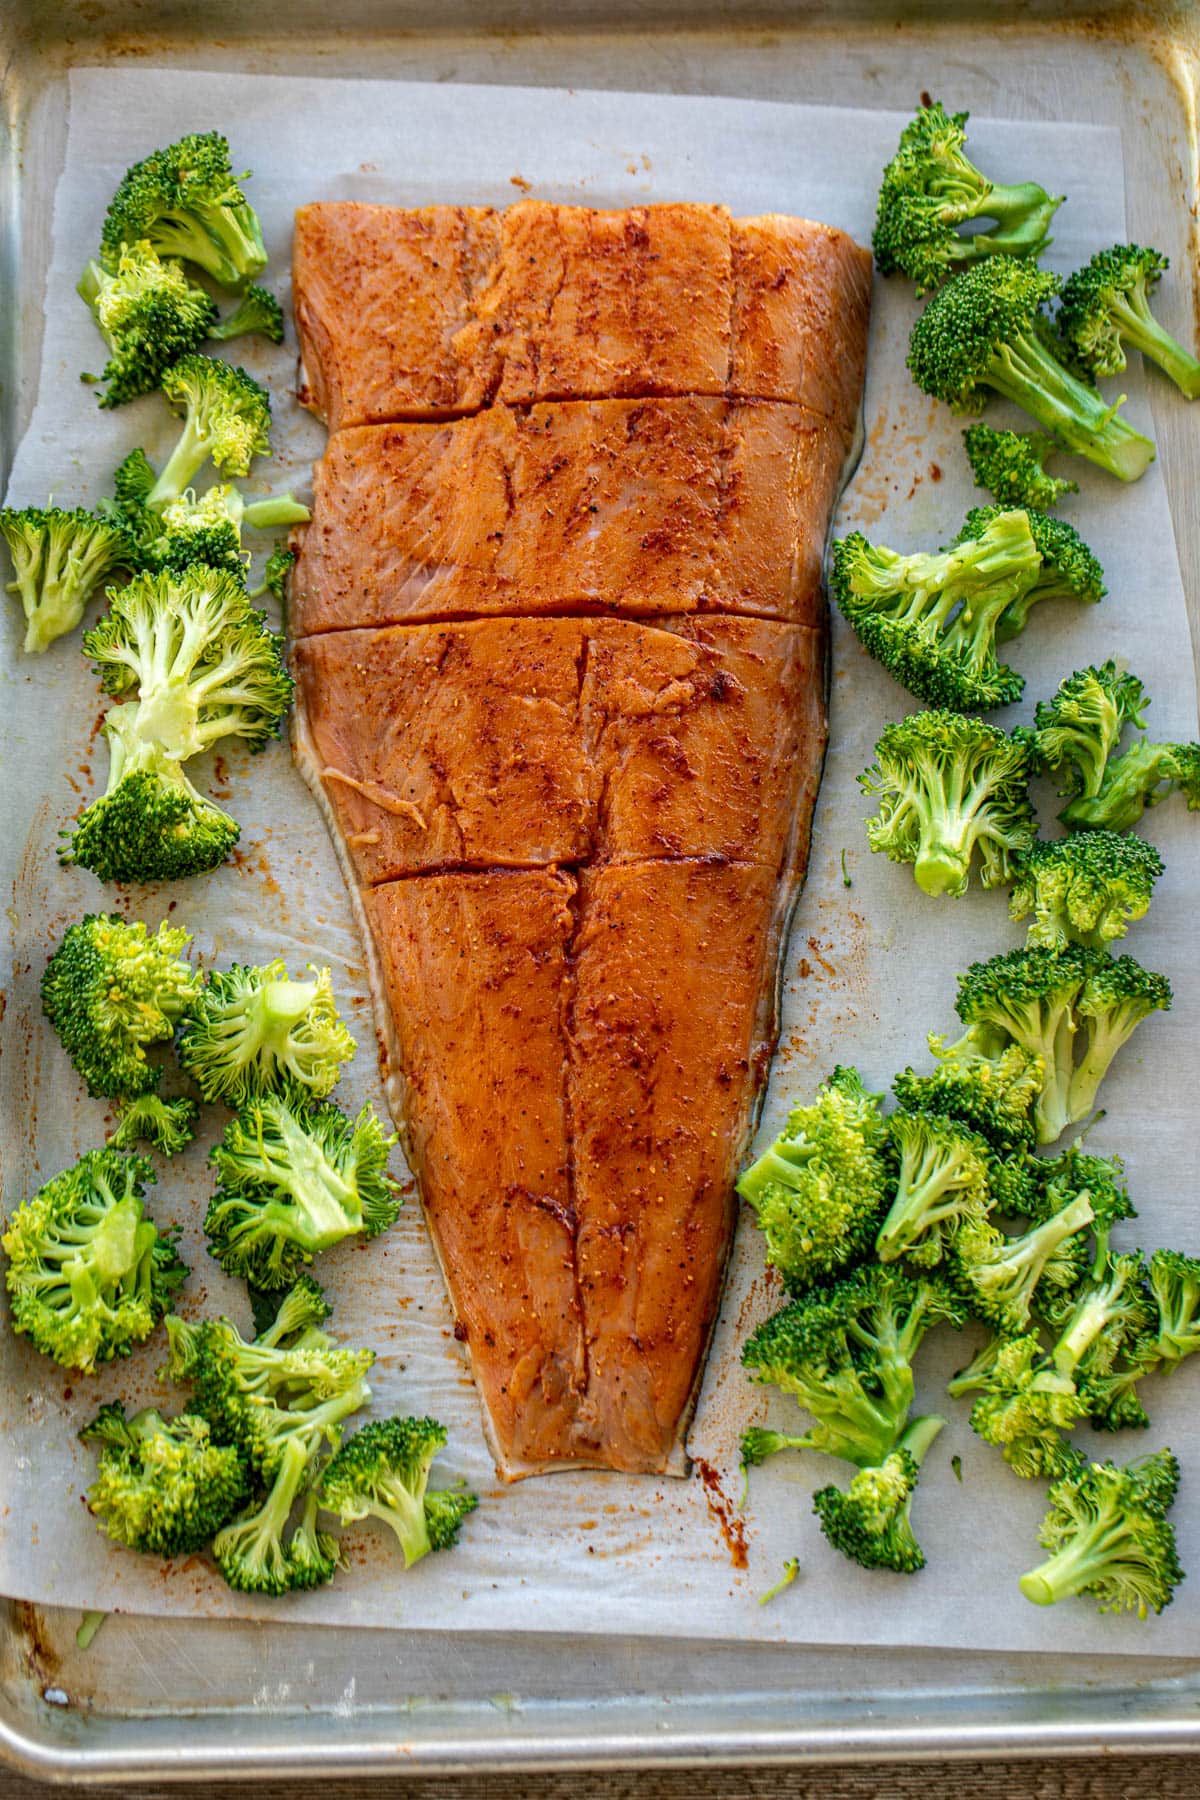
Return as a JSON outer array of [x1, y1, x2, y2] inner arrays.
[[2, 0, 1200, 1778]]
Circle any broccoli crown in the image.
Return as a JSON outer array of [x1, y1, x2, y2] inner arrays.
[[1020, 1450, 1183, 1615], [320, 1416, 477, 1567], [0, 504, 131, 655], [210, 285, 285, 345], [893, 1037, 1044, 1154], [149, 355, 272, 507], [831, 511, 1039, 712], [872, 103, 1061, 295], [1043, 1250, 1155, 1385], [84, 565, 292, 759], [64, 708, 241, 885], [741, 1266, 964, 1469], [205, 1090, 402, 1287], [859, 710, 1035, 898], [2, 1149, 186, 1371], [178, 960, 356, 1105], [962, 425, 1078, 513], [954, 504, 1105, 633], [953, 1189, 1095, 1336], [146, 488, 247, 579], [737, 1065, 890, 1291], [1147, 1249, 1200, 1369], [1030, 661, 1148, 800], [875, 1108, 993, 1266], [907, 261, 1155, 482], [78, 242, 217, 408], [100, 132, 267, 290], [1059, 244, 1200, 399], [81, 1402, 249, 1556], [211, 1435, 335, 1596], [108, 1093, 200, 1157], [40, 912, 200, 1099], [811, 1413, 944, 1573], [1069, 953, 1172, 1123], [1009, 831, 1164, 951]]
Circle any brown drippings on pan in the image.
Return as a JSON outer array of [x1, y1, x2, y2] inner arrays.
[[693, 1456, 748, 1569], [18, 1602, 64, 1698]]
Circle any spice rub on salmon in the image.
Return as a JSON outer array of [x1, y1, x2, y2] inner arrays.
[[293, 200, 871, 436], [290, 197, 871, 1479], [290, 399, 848, 637]]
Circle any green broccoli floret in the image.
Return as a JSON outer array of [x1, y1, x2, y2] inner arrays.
[[1077, 1344, 1159, 1434], [63, 704, 242, 884], [893, 1038, 1044, 1155], [0, 505, 131, 654], [319, 1417, 478, 1567], [1070, 954, 1172, 1124], [907, 260, 1156, 483], [875, 1109, 992, 1266], [250, 544, 296, 604], [1009, 832, 1163, 952], [211, 1435, 336, 1596], [210, 285, 285, 345], [78, 242, 217, 408], [962, 1334, 1090, 1479], [2, 1149, 187, 1371], [178, 960, 356, 1105], [741, 1267, 964, 1470], [830, 511, 1039, 711], [739, 1425, 816, 1471], [83, 566, 292, 759], [953, 505, 1105, 640], [81, 1402, 249, 1555], [737, 1066, 890, 1291], [1042, 1250, 1155, 1388], [1146, 1250, 1200, 1372], [148, 355, 272, 509], [124, 483, 310, 579], [1025, 664, 1200, 830], [100, 132, 267, 290], [205, 1090, 402, 1287], [872, 103, 1062, 295], [1023, 1145, 1135, 1281], [859, 711, 1035, 898], [812, 1413, 945, 1574], [962, 425, 1078, 513], [1020, 1450, 1183, 1615], [1059, 244, 1200, 400], [40, 912, 200, 1099], [108, 1094, 200, 1156], [952, 1188, 1095, 1335]]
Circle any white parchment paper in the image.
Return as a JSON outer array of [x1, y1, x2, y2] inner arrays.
[[1, 67, 1198, 1655]]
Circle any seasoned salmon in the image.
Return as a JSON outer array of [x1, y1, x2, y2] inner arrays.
[[290, 198, 871, 1479], [294, 200, 870, 435], [290, 399, 848, 637]]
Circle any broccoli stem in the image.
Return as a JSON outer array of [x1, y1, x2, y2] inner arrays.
[[987, 331, 1155, 482], [241, 496, 310, 531], [148, 417, 210, 509], [911, 751, 1015, 898], [898, 1411, 946, 1465], [1019, 1510, 1127, 1607], [1108, 288, 1200, 401], [957, 184, 1062, 261], [1060, 742, 1179, 831], [876, 1146, 979, 1261], [1068, 1016, 1138, 1124], [737, 1139, 811, 1205], [1032, 1004, 1078, 1146]]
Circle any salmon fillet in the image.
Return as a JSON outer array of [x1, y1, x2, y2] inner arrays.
[[290, 399, 848, 637], [294, 200, 871, 436], [290, 198, 870, 1479]]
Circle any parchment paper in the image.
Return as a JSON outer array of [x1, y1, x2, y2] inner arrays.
[[1, 67, 1198, 1655]]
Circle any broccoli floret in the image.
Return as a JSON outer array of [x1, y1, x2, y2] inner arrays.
[[0, 505, 131, 655], [63, 704, 241, 884], [2, 1149, 186, 1371], [875, 1110, 992, 1266], [1069, 953, 1172, 1124], [78, 243, 217, 408], [830, 511, 1040, 712], [211, 1436, 336, 1596], [178, 960, 356, 1105], [872, 103, 1062, 295], [1019, 1450, 1183, 1615], [148, 355, 272, 509], [125, 484, 310, 579], [1042, 1251, 1155, 1389], [319, 1417, 478, 1567], [210, 285, 285, 345], [81, 1402, 248, 1556], [962, 425, 1078, 513], [108, 1094, 200, 1156], [738, 1425, 817, 1471], [1023, 1146, 1135, 1282], [40, 912, 200, 1099], [859, 711, 1035, 898], [964, 1334, 1090, 1479], [205, 1090, 402, 1287], [737, 1066, 890, 1291], [100, 132, 267, 290], [953, 505, 1105, 640], [250, 544, 296, 604], [1025, 662, 1148, 804], [953, 1190, 1095, 1335], [907, 261, 1156, 483], [1146, 1250, 1200, 1372], [812, 1413, 945, 1574], [1009, 832, 1164, 951], [1060, 739, 1200, 832], [1059, 244, 1200, 401], [741, 1266, 964, 1470], [893, 1038, 1044, 1155], [84, 566, 292, 758], [1077, 1344, 1159, 1434]]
